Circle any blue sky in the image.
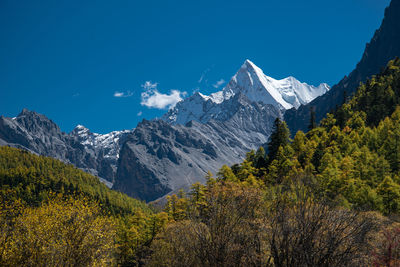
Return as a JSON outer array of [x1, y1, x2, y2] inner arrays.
[[0, 0, 391, 133]]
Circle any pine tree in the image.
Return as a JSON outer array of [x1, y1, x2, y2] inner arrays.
[[343, 90, 348, 105], [267, 118, 290, 165], [308, 107, 317, 130], [217, 165, 238, 182], [254, 147, 267, 169], [377, 176, 400, 214]]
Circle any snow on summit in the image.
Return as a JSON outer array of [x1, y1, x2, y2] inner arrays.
[[213, 59, 330, 109], [70, 125, 131, 160], [163, 59, 330, 125]]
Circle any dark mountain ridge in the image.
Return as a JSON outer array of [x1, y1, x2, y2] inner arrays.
[[284, 0, 400, 134]]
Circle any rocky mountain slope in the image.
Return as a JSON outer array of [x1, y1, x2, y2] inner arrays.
[[284, 0, 400, 134], [114, 93, 281, 201], [0, 109, 131, 185]]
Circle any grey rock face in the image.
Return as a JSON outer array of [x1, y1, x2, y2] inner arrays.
[[113, 94, 281, 202], [68, 125, 131, 181], [0, 109, 83, 162], [0, 109, 129, 184]]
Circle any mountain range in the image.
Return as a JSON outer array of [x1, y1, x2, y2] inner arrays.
[[1, 0, 399, 202], [163, 59, 329, 126], [0, 60, 325, 201]]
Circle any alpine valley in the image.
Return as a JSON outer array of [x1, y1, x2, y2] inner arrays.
[[1, 0, 399, 203], [1, 60, 328, 201]]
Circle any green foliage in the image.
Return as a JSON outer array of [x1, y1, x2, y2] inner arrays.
[[115, 211, 168, 266], [0, 196, 116, 266], [377, 176, 400, 215], [0, 146, 165, 265], [216, 58, 400, 216], [339, 57, 400, 127], [267, 118, 291, 164], [0, 146, 150, 215]]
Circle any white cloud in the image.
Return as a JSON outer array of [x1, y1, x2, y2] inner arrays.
[[140, 81, 186, 110], [137, 111, 142, 116], [113, 90, 133, 98], [142, 81, 158, 90], [213, 79, 225, 88]]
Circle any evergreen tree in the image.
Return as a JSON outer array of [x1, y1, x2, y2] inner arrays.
[[308, 106, 317, 130], [217, 165, 238, 182], [343, 90, 348, 105], [377, 176, 400, 215], [267, 118, 290, 165], [254, 147, 267, 169]]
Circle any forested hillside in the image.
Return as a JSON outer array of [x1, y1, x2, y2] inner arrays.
[[0, 147, 169, 266], [151, 58, 400, 266], [0, 146, 149, 214], [222, 57, 400, 216]]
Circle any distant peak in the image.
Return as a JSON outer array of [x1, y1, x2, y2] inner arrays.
[[285, 76, 296, 81], [19, 108, 33, 116], [242, 59, 257, 70], [244, 59, 253, 64], [192, 91, 203, 97], [71, 124, 90, 135], [75, 124, 87, 130], [18, 108, 42, 118]]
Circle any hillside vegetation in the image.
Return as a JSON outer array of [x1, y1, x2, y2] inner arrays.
[[0, 146, 150, 215], [0, 146, 168, 266], [216, 57, 400, 216]]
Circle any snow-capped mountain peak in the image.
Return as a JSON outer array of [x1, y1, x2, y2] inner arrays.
[[71, 124, 91, 136], [220, 59, 293, 109], [70, 125, 131, 159], [219, 59, 330, 109], [163, 59, 330, 125]]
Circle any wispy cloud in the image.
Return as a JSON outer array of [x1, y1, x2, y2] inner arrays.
[[213, 79, 226, 88], [72, 93, 80, 97], [140, 81, 186, 109], [113, 90, 133, 98], [198, 68, 210, 83], [137, 111, 142, 116]]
